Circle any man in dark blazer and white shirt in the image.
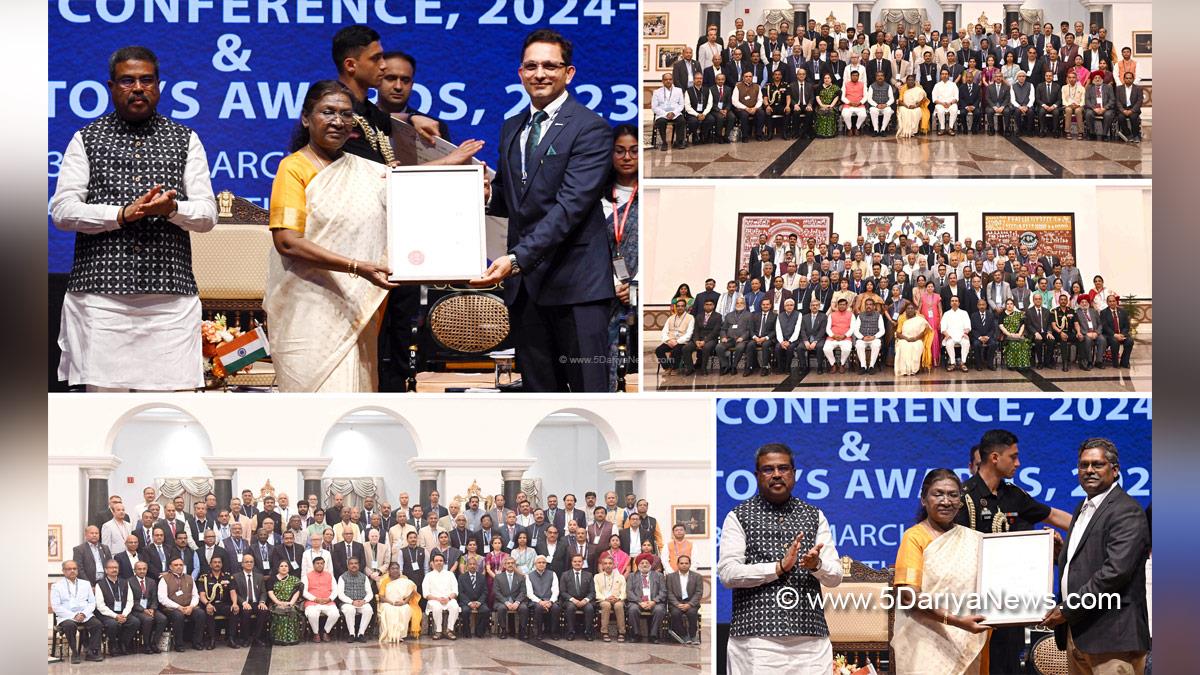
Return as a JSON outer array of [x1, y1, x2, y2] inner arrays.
[[666, 555, 704, 644], [474, 29, 615, 392], [559, 554, 596, 640], [1042, 439, 1149, 674], [553, 495, 587, 533], [72, 526, 113, 584], [457, 556, 492, 637], [671, 46, 702, 94], [230, 554, 270, 647]]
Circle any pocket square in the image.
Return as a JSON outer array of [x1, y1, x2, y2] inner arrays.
[[546, 146, 557, 156]]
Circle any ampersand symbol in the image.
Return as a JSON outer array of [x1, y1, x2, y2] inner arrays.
[[213, 34, 252, 72], [838, 431, 871, 462]]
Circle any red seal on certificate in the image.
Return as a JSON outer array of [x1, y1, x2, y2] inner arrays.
[[408, 250, 425, 266]]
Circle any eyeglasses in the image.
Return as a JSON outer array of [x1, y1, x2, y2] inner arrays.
[[757, 464, 795, 476], [521, 61, 568, 74], [613, 147, 639, 158], [317, 109, 356, 123], [115, 76, 158, 89]]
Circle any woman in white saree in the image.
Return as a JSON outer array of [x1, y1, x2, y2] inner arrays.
[[264, 81, 398, 392], [892, 469, 991, 675]]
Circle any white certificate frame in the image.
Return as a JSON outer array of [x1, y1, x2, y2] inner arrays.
[[976, 529, 1055, 626], [386, 165, 486, 282]]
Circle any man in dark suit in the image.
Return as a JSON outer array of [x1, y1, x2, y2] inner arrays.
[[666, 555, 704, 644], [1035, 70, 1063, 136], [230, 553, 270, 647], [449, 516, 483, 554], [748, 234, 771, 280], [473, 29, 615, 392], [196, 530, 227, 577], [554, 494, 587, 533], [1034, 24, 1061, 56], [536, 525, 571, 575], [984, 77, 1011, 134], [798, 298, 828, 374], [1025, 293, 1053, 368], [1084, 72, 1115, 139], [271, 530, 304, 577], [498, 513, 526, 553], [128, 560, 167, 653], [559, 554, 596, 640], [248, 528, 275, 577], [72, 526, 113, 584], [143, 527, 172, 580], [681, 298, 721, 376], [114, 534, 145, 579], [332, 528, 366, 579], [866, 49, 892, 83], [458, 556, 491, 637], [939, 273, 968, 311], [1042, 439, 1150, 674], [766, 50, 794, 84], [132, 510, 156, 549], [1099, 294, 1134, 368], [1113, 71, 1144, 142], [747, 297, 778, 376], [970, 298, 1000, 370]]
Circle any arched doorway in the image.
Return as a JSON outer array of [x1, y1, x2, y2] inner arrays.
[[107, 404, 213, 512], [522, 410, 615, 508], [320, 407, 421, 514]]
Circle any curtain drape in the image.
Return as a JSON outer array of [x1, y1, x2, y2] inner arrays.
[[881, 9, 928, 37], [156, 477, 214, 513], [323, 478, 380, 510], [1018, 9, 1045, 37]]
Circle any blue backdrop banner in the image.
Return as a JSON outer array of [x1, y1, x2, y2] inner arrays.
[[714, 396, 1152, 625], [48, 0, 638, 273]]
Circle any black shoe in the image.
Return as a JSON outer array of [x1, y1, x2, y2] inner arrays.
[[742, 370, 752, 377], [989, 364, 998, 371], [70, 653, 82, 664], [566, 634, 574, 641], [650, 636, 660, 644], [85, 653, 104, 662], [860, 367, 867, 375], [175, 646, 186, 652], [586, 634, 594, 641], [761, 369, 771, 376]]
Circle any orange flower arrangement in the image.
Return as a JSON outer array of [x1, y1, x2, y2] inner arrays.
[[200, 314, 252, 379]]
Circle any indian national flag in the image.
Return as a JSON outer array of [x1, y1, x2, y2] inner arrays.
[[215, 326, 270, 373]]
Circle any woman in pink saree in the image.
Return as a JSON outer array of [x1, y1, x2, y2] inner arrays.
[[920, 280, 943, 368]]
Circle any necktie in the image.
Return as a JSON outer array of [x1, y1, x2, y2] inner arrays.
[[247, 573, 255, 603], [139, 577, 146, 598], [523, 110, 548, 178], [346, 543, 352, 559], [576, 571, 581, 589], [157, 545, 165, 565]]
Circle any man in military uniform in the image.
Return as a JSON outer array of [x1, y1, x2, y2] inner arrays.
[[954, 429, 1072, 674]]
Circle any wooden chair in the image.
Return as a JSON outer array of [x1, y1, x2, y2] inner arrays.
[[824, 556, 894, 673]]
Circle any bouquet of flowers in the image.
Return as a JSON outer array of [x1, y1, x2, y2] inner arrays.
[[832, 654, 878, 675]]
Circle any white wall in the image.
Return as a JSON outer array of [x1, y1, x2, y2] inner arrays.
[[109, 409, 213, 508], [48, 396, 714, 572], [643, 181, 1153, 304], [525, 418, 612, 503], [322, 416, 420, 503]]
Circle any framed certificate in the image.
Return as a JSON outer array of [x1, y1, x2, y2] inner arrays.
[[386, 165, 486, 282], [977, 529, 1055, 626]]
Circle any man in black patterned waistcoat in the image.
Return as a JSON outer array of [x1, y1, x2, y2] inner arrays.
[[50, 46, 216, 391], [717, 443, 844, 673]]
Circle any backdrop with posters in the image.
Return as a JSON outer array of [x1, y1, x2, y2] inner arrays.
[[982, 213, 1077, 259], [714, 396, 1152, 625], [736, 213, 833, 275], [859, 212, 958, 246], [47, 1, 638, 274]]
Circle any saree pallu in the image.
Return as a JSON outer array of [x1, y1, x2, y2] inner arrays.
[[264, 153, 390, 392], [892, 525, 989, 675]]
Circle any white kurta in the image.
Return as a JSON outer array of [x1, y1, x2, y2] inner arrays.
[[51, 129, 216, 391]]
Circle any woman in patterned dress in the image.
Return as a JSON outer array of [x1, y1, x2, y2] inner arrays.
[[484, 535, 509, 606], [814, 74, 841, 138], [999, 298, 1031, 369], [266, 560, 302, 645]]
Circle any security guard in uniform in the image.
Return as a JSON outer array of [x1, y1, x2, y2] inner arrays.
[[954, 429, 1073, 674]]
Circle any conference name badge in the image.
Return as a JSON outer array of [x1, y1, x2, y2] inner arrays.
[[411, 561, 419, 571], [612, 256, 631, 283]]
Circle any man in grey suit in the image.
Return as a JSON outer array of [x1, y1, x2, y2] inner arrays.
[[984, 76, 1011, 134], [1041, 439, 1149, 674], [72, 525, 114, 584], [625, 554, 668, 643], [1074, 297, 1104, 370], [716, 296, 753, 375], [666, 554, 703, 645], [492, 556, 529, 639], [1083, 72, 1115, 140], [671, 46, 702, 94], [559, 554, 596, 640], [1035, 70, 1062, 136], [1010, 276, 1033, 312], [798, 298, 828, 374], [986, 271, 1012, 314]]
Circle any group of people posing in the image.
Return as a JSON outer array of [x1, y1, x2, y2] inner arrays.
[[651, 16, 1143, 146], [52, 486, 702, 662], [656, 231, 1134, 378]]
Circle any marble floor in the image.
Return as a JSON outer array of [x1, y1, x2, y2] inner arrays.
[[47, 634, 710, 674], [644, 124, 1151, 179], [645, 338, 1151, 393]]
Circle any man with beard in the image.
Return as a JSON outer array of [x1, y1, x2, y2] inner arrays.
[[376, 51, 452, 140], [719, 443, 842, 672], [50, 46, 217, 391]]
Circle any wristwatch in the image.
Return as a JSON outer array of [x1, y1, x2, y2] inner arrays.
[[507, 253, 521, 275]]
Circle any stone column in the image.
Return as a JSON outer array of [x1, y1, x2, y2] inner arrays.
[[940, 3, 959, 31], [81, 458, 122, 528], [1082, 3, 1108, 29], [416, 469, 441, 512], [853, 4, 872, 33], [700, 2, 725, 35], [211, 467, 235, 512], [300, 468, 324, 506], [790, 2, 810, 37], [501, 469, 526, 512], [1003, 4, 1021, 32]]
